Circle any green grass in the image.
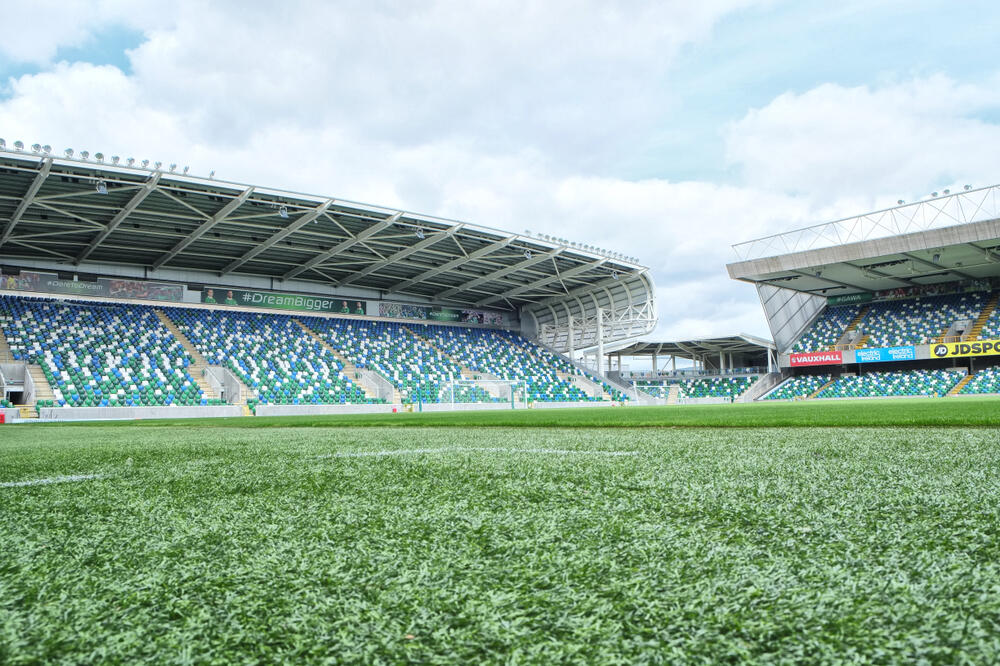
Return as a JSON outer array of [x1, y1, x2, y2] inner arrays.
[[3, 423, 1000, 663], [19, 394, 1000, 428]]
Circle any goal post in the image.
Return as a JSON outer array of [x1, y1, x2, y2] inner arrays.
[[437, 379, 528, 409]]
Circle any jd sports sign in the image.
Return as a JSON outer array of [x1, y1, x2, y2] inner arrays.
[[931, 339, 1000, 359]]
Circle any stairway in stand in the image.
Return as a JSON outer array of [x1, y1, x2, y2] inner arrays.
[[833, 306, 870, 349], [948, 373, 973, 396], [808, 378, 837, 399], [666, 384, 680, 405], [402, 326, 481, 380], [293, 319, 390, 402], [0, 327, 13, 363], [965, 293, 998, 341], [153, 309, 223, 403]]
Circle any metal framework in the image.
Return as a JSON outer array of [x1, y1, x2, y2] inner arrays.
[[0, 148, 656, 350], [733, 185, 1000, 261]]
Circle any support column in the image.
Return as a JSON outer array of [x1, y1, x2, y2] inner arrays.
[[596, 310, 604, 373], [567, 316, 575, 362], [671, 355, 676, 373], [652, 352, 658, 374]]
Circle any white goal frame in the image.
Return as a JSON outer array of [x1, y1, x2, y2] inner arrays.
[[437, 379, 528, 410]]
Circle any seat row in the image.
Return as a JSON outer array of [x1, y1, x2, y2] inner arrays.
[[635, 376, 757, 401]]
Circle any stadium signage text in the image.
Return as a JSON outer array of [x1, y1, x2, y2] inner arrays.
[[202, 287, 367, 315], [789, 351, 843, 366], [931, 339, 1000, 359], [855, 346, 916, 363], [1, 269, 182, 302]]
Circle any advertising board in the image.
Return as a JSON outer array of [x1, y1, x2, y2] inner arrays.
[[789, 351, 843, 367], [854, 346, 916, 363], [930, 339, 1000, 359], [202, 287, 367, 315]]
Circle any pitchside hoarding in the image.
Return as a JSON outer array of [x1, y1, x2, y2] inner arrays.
[[202, 287, 367, 315], [378, 301, 507, 326], [855, 346, 916, 363], [789, 351, 843, 367], [0, 270, 182, 302], [930, 339, 1000, 359]]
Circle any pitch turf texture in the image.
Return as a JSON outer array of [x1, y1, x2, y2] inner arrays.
[[2, 400, 1000, 663]]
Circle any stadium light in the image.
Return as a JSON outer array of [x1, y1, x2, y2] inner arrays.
[[14, 140, 24, 151], [42, 145, 51, 154], [209, 170, 215, 179], [153, 161, 162, 170], [612, 270, 619, 280], [169, 163, 177, 172], [931, 192, 938, 197], [31, 143, 41, 153], [126, 158, 135, 167], [278, 205, 289, 219], [80, 150, 89, 160], [65, 148, 74, 158], [182, 166, 189, 174], [897, 200, 904, 205], [141, 159, 149, 168], [0, 139, 5, 149], [95, 152, 104, 162], [524, 249, 532, 259], [415, 228, 425, 240], [95, 179, 108, 195], [111, 156, 120, 165], [932, 253, 941, 263], [943, 189, 950, 195], [964, 184, 972, 190]]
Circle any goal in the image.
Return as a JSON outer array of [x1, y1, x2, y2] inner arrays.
[[436, 379, 527, 409]]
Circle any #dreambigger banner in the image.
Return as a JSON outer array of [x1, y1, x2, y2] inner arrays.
[[203, 287, 367, 315], [789, 351, 843, 367]]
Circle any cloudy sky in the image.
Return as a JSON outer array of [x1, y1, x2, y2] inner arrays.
[[2, 0, 998, 341]]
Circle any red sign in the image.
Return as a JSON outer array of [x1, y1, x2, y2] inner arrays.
[[789, 351, 843, 366]]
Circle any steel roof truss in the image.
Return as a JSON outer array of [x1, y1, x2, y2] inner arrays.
[[0, 158, 52, 249], [151, 186, 255, 271], [282, 212, 401, 280], [220, 199, 333, 276], [336, 225, 462, 288], [75, 173, 162, 265]]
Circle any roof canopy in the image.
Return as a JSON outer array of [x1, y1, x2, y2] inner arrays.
[[615, 334, 775, 359], [0, 150, 652, 323]]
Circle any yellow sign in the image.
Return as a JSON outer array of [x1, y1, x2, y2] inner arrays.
[[931, 339, 1000, 358]]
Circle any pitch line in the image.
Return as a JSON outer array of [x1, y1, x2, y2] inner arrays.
[[0, 473, 104, 488], [314, 447, 638, 459]]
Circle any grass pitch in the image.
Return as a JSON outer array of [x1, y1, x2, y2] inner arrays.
[[2, 405, 1000, 662]]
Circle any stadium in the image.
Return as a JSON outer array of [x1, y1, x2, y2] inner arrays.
[[3, 141, 1000, 661]]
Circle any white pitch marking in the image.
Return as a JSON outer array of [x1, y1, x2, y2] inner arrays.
[[0, 473, 104, 488], [313, 447, 638, 459]]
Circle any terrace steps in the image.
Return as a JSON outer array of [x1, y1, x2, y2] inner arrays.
[[0, 328, 12, 363], [293, 319, 383, 401], [852, 334, 871, 349], [153, 310, 222, 402], [401, 327, 480, 380], [948, 373, 973, 396], [965, 294, 998, 341], [27, 364, 55, 403], [667, 384, 680, 405], [807, 378, 837, 399], [833, 306, 870, 349]]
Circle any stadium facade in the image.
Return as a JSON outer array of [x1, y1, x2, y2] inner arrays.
[[0, 144, 656, 420]]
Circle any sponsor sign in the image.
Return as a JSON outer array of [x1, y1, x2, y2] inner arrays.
[[789, 350, 843, 366], [378, 301, 506, 326], [930, 339, 1000, 359], [203, 287, 367, 315], [855, 345, 916, 363], [0, 270, 182, 302], [828, 293, 873, 306]]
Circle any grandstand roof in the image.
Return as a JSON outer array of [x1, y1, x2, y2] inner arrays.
[[727, 186, 1000, 297], [0, 149, 652, 321], [615, 333, 775, 359]]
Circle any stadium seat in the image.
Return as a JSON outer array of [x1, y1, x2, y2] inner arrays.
[[816, 369, 961, 399], [763, 374, 832, 400]]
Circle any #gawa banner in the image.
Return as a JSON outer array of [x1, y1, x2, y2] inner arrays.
[[930, 339, 1000, 359], [789, 351, 843, 366]]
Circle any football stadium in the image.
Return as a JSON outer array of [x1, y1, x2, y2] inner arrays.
[[3, 141, 1000, 661]]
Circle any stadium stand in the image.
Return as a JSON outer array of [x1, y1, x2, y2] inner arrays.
[[816, 369, 961, 399], [859, 292, 989, 347], [791, 305, 862, 352], [0, 296, 212, 407], [979, 300, 1000, 340], [959, 367, 1000, 395], [763, 373, 832, 400], [635, 376, 756, 402], [164, 307, 380, 406]]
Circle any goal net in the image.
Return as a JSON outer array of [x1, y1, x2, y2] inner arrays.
[[437, 379, 527, 409]]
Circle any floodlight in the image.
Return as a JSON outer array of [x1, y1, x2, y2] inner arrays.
[[524, 229, 531, 235], [612, 270, 619, 281], [95, 179, 108, 195], [169, 163, 176, 172], [153, 161, 162, 170], [42, 145, 51, 154], [943, 189, 950, 195], [31, 143, 41, 153], [141, 159, 149, 168], [932, 253, 941, 263], [524, 249, 532, 259], [415, 228, 425, 240], [0, 139, 5, 148], [95, 152, 104, 162], [126, 158, 135, 167], [964, 184, 972, 191], [65, 148, 74, 157], [208, 170, 215, 179], [278, 205, 289, 219], [14, 140, 24, 150], [111, 156, 120, 165], [897, 200, 904, 205], [182, 166, 189, 174], [80, 150, 89, 159], [931, 192, 938, 197]]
